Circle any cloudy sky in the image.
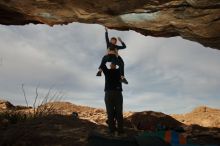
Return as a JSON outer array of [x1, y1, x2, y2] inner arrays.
[[0, 23, 220, 114]]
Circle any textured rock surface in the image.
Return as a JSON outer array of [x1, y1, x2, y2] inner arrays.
[[127, 111, 184, 130], [0, 0, 220, 49], [0, 100, 14, 110]]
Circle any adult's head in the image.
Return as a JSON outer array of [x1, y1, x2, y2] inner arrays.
[[110, 63, 116, 69], [110, 37, 117, 45]]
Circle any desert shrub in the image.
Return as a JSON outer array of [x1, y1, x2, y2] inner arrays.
[[0, 85, 64, 125]]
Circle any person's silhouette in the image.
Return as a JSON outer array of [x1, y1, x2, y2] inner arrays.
[[96, 27, 128, 84], [102, 63, 124, 134]]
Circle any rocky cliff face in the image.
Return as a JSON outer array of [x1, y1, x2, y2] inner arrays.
[[0, 0, 219, 49]]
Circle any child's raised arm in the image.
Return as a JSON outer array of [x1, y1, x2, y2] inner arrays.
[[117, 37, 126, 50], [105, 27, 110, 48]]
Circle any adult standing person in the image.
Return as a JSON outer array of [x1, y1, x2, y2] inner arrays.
[[102, 63, 124, 135]]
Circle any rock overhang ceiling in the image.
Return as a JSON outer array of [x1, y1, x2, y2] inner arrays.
[[0, 0, 219, 49]]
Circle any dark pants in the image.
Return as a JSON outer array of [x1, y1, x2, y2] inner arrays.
[[105, 91, 123, 132], [99, 54, 125, 76]]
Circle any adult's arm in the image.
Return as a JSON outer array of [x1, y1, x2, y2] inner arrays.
[[102, 64, 108, 75]]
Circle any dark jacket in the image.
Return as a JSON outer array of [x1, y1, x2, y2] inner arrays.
[[102, 64, 122, 92]]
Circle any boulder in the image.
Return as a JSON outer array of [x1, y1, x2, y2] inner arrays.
[[0, 100, 14, 110]]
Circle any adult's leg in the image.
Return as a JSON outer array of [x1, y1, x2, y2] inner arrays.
[[113, 91, 124, 133], [105, 91, 116, 132]]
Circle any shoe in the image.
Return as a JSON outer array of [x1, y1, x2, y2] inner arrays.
[[117, 130, 126, 137], [107, 130, 116, 136], [96, 71, 102, 76], [117, 129, 124, 134], [106, 119, 116, 125], [121, 78, 128, 84]]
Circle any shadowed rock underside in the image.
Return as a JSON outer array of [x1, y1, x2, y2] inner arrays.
[[0, 0, 219, 49]]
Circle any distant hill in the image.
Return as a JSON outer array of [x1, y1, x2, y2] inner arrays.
[[172, 106, 220, 128]]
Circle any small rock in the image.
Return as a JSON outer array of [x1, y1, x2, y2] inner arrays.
[[0, 100, 15, 110]]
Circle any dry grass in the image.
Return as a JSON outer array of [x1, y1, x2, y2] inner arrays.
[[0, 84, 65, 125]]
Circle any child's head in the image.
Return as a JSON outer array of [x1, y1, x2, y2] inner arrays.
[[110, 37, 117, 45]]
